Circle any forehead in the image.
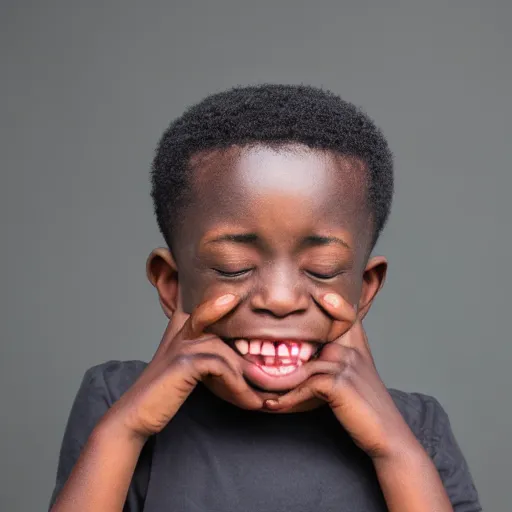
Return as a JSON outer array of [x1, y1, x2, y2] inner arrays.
[[184, 144, 371, 246]]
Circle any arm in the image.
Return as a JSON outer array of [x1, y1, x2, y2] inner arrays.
[[373, 395, 482, 512], [50, 292, 262, 511], [48, 362, 151, 512], [263, 297, 482, 512], [51, 411, 148, 512], [374, 443, 454, 512]]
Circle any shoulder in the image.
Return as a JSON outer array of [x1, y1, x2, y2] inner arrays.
[[61, 360, 149, 435], [81, 359, 148, 400], [387, 388, 451, 452], [388, 388, 482, 510], [48, 360, 150, 511]]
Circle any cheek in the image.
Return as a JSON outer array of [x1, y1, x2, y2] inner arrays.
[[180, 288, 197, 315], [179, 269, 239, 315], [317, 272, 361, 309], [343, 273, 364, 305], [178, 269, 209, 314], [179, 264, 363, 315]]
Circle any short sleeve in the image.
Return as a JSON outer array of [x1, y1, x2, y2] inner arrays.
[[390, 389, 482, 511], [427, 399, 482, 512], [48, 361, 152, 512]]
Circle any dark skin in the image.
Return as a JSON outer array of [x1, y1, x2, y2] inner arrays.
[[52, 143, 453, 511], [147, 143, 386, 412]]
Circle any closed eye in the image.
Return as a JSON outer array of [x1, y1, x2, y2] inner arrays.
[[212, 268, 253, 278], [306, 270, 344, 280]]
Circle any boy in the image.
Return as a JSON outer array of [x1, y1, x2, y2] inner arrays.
[[49, 84, 482, 511]]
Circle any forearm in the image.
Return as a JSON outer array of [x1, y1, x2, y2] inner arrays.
[[50, 413, 148, 512], [373, 443, 453, 512]]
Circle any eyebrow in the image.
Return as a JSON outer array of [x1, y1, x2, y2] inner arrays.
[[204, 233, 350, 250], [303, 235, 350, 250]]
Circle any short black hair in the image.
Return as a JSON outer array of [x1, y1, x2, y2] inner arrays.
[[151, 84, 393, 251]]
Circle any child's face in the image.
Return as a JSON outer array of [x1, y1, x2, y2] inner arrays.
[[150, 143, 387, 411]]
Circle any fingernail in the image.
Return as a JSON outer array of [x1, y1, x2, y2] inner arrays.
[[323, 293, 341, 308], [215, 294, 236, 306], [264, 399, 279, 408]]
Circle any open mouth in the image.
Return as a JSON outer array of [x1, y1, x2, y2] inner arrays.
[[224, 338, 323, 377]]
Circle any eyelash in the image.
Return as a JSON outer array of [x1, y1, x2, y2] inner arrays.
[[306, 270, 343, 281], [213, 268, 253, 278], [212, 268, 343, 280]]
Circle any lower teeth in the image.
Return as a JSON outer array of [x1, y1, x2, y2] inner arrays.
[[259, 361, 302, 376], [262, 356, 301, 366]]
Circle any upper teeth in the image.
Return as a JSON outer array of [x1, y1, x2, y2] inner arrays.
[[234, 339, 316, 362]]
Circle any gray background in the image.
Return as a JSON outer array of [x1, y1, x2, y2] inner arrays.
[[1, 1, 510, 510]]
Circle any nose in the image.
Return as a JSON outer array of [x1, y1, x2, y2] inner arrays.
[[250, 264, 309, 318]]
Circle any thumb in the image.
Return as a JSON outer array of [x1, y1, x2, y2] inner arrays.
[[156, 293, 190, 353], [169, 290, 190, 336]]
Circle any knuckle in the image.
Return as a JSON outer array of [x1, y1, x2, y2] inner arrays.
[[172, 353, 195, 370], [341, 362, 356, 381], [312, 375, 333, 400], [335, 365, 354, 386], [188, 317, 199, 336], [194, 353, 234, 375], [180, 335, 219, 354], [342, 347, 360, 367]]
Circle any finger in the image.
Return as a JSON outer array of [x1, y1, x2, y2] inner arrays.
[[184, 293, 240, 339], [155, 291, 191, 355], [318, 294, 373, 364], [310, 343, 375, 385], [153, 319, 183, 359], [168, 287, 195, 338], [317, 293, 357, 341], [156, 293, 239, 356], [267, 343, 381, 411], [314, 341, 384, 408], [315, 341, 355, 364], [185, 340, 264, 410], [265, 358, 342, 409], [169, 305, 190, 336], [265, 373, 337, 410], [203, 363, 264, 410], [319, 293, 357, 323], [181, 336, 240, 370], [338, 319, 375, 366]]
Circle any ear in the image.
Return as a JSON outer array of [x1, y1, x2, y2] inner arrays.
[[146, 248, 179, 319], [357, 255, 388, 320]]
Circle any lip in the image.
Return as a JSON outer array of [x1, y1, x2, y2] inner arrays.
[[239, 356, 313, 392], [221, 332, 325, 344], [221, 334, 325, 392]]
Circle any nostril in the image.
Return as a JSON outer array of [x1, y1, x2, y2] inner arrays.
[[252, 308, 307, 320], [250, 291, 309, 318]]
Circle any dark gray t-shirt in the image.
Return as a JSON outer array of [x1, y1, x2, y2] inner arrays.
[[49, 360, 482, 511]]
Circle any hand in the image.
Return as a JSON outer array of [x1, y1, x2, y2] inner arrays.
[[265, 293, 419, 460], [108, 293, 264, 439]]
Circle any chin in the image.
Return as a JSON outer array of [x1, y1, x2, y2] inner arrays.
[[258, 394, 325, 414], [212, 380, 324, 414]]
